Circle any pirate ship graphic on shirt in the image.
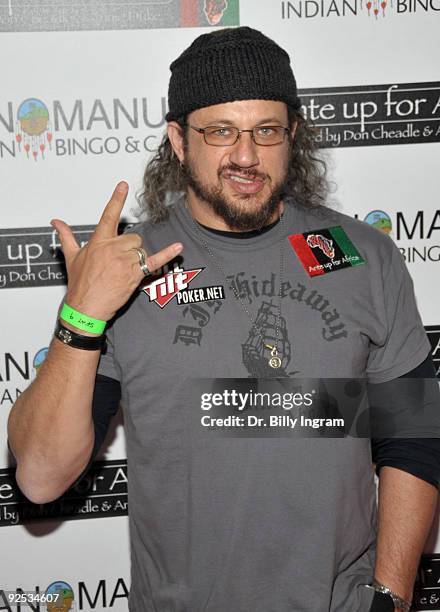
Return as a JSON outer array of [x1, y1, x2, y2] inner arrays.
[[242, 300, 297, 377]]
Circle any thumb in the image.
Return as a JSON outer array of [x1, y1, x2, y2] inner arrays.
[[50, 219, 80, 262]]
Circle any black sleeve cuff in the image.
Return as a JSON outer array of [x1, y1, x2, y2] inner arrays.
[[69, 373, 121, 488], [371, 351, 440, 489], [372, 438, 440, 489]]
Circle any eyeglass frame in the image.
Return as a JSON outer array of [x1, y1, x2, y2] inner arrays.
[[184, 123, 292, 147]]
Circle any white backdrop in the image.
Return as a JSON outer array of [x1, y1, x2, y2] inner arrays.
[[1, 1, 439, 610]]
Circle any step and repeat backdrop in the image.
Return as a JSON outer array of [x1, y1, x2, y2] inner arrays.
[[1, 0, 440, 610]]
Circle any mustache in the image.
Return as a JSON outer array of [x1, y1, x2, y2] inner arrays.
[[220, 165, 267, 181]]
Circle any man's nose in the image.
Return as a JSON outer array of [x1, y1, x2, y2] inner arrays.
[[228, 131, 260, 168]]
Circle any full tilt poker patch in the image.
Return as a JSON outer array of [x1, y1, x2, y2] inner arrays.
[[288, 226, 366, 278]]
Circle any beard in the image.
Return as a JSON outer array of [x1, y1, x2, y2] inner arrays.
[[182, 148, 292, 231]]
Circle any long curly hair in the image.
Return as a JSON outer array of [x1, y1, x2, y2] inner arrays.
[[135, 105, 332, 223]]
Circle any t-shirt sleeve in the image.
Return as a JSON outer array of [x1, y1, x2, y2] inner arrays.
[[97, 321, 121, 382], [365, 237, 431, 384]]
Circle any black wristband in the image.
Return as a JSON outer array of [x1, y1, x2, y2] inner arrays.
[[54, 319, 107, 351]]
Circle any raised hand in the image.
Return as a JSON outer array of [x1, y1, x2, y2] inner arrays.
[[51, 182, 183, 324]]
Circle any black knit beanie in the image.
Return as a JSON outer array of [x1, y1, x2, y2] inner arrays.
[[165, 26, 301, 122]]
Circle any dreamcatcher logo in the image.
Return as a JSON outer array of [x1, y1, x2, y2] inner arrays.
[[362, 0, 393, 17], [363, 210, 393, 236], [33, 347, 49, 378], [45, 581, 76, 611], [14, 98, 53, 161]]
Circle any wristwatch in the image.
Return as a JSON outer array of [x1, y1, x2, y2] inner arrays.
[[365, 581, 412, 612], [54, 319, 107, 351]]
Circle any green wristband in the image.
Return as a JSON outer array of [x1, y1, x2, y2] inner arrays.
[[60, 302, 107, 335]]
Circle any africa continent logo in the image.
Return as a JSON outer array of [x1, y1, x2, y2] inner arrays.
[[204, 0, 229, 24], [15, 98, 53, 161], [306, 233, 336, 259]]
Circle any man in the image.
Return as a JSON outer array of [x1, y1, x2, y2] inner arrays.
[[7, 27, 440, 612]]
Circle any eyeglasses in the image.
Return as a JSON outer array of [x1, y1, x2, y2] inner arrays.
[[186, 124, 290, 146]]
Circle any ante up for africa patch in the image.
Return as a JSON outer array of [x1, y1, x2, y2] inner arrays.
[[288, 226, 366, 277]]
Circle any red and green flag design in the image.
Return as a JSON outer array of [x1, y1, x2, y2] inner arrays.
[[288, 225, 366, 278]]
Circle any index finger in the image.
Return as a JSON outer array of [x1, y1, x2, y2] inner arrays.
[[93, 181, 128, 241]]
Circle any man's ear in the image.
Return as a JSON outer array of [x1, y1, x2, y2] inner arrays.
[[167, 122, 185, 162], [290, 121, 298, 141]]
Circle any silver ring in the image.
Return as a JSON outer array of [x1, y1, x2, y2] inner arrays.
[[130, 247, 150, 276]]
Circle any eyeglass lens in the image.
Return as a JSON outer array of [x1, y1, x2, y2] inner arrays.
[[203, 126, 286, 145]]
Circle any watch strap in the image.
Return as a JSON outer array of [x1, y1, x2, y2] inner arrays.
[[365, 582, 412, 612], [54, 319, 106, 351], [368, 589, 395, 612]]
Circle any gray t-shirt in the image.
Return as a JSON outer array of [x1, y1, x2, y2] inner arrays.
[[97, 195, 430, 612]]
